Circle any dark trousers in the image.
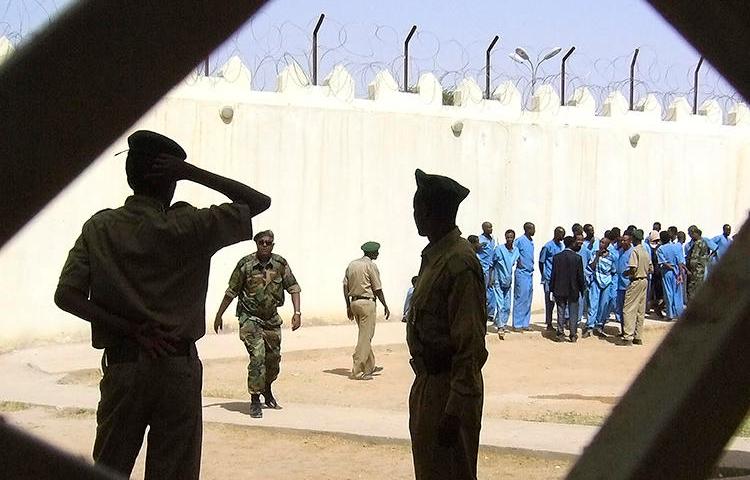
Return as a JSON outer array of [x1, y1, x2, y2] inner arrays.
[[544, 282, 555, 327], [94, 350, 203, 480], [409, 371, 483, 480], [556, 296, 580, 339]]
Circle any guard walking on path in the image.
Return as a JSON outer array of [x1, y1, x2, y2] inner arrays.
[[214, 229, 302, 418], [407, 169, 487, 480], [343, 241, 390, 380]]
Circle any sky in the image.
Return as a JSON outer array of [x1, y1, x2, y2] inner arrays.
[[0, 0, 741, 107]]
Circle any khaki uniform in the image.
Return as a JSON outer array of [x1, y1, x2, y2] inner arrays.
[[225, 253, 300, 394], [343, 256, 382, 376], [58, 195, 252, 479], [407, 228, 488, 480], [623, 244, 653, 342]]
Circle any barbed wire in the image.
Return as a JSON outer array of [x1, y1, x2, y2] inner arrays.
[[2, 7, 743, 115]]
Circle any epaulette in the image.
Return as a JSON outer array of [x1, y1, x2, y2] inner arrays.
[[272, 253, 288, 266]]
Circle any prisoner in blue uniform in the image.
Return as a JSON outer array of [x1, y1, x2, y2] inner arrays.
[[512, 223, 536, 330], [598, 235, 621, 327], [478, 222, 498, 322], [540, 227, 565, 330], [657, 231, 684, 320], [710, 224, 732, 272], [586, 237, 617, 336], [494, 229, 519, 336], [581, 224, 599, 320]]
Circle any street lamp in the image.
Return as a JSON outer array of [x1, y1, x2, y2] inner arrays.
[[510, 46, 562, 99]]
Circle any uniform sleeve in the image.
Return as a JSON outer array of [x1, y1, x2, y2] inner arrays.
[[342, 266, 349, 287], [58, 226, 91, 293], [445, 263, 488, 419], [539, 245, 548, 263], [657, 247, 668, 265], [225, 261, 245, 298], [190, 203, 253, 254], [282, 263, 301, 294], [628, 250, 638, 269], [369, 262, 383, 291]]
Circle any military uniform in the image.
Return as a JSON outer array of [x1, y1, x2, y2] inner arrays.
[[686, 238, 710, 302], [59, 197, 252, 479], [622, 238, 653, 343], [408, 170, 487, 480], [343, 248, 383, 377], [225, 252, 300, 394]]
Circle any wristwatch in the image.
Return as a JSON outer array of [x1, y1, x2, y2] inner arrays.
[[294, 311, 301, 315]]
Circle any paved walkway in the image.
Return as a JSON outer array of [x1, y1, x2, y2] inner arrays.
[[2, 316, 748, 468]]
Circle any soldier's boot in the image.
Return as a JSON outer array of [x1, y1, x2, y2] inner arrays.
[[250, 394, 263, 418], [264, 384, 281, 409]]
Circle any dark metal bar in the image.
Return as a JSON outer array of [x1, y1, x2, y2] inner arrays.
[[204, 57, 209, 76], [560, 46, 575, 106], [693, 55, 704, 114], [0, 0, 270, 247], [0, 422, 122, 479], [629, 48, 639, 110], [485, 35, 499, 99], [403, 25, 417, 91], [312, 13, 325, 85]]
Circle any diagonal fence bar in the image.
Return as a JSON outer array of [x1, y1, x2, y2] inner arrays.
[[0, 0, 270, 248]]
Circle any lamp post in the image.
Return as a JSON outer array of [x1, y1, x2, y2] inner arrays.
[[510, 46, 562, 103]]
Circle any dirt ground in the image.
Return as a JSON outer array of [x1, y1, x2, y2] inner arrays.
[[8, 323, 680, 479], [3, 406, 573, 479]]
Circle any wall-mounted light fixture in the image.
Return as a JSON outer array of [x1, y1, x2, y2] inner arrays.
[[220, 106, 234, 124]]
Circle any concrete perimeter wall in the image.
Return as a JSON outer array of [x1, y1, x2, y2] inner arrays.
[[1, 47, 749, 347]]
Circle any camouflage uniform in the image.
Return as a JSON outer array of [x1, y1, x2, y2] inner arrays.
[[225, 253, 300, 394], [407, 227, 488, 480], [686, 238, 710, 302]]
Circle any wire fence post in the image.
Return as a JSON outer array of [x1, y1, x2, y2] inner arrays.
[[204, 57, 209, 76], [630, 48, 639, 110], [693, 55, 704, 114], [485, 35, 499, 99], [403, 25, 417, 92], [560, 46, 575, 106], [312, 13, 325, 85]]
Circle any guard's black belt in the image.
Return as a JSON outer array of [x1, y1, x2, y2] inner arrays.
[[410, 356, 452, 376], [632, 276, 648, 281], [350, 296, 374, 301], [105, 339, 194, 364]]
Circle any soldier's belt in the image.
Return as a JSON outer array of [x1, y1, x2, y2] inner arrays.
[[410, 356, 451, 376], [350, 296, 374, 302], [104, 339, 194, 364]]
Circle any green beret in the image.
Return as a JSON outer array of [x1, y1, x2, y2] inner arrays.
[[361, 241, 380, 253], [127, 130, 186, 160], [414, 168, 469, 207], [633, 229, 644, 241]]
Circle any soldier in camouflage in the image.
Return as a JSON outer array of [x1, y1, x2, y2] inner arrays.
[[686, 227, 710, 303], [214, 230, 301, 418]]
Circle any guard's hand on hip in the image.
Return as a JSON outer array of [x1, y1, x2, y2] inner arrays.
[[437, 413, 460, 447]]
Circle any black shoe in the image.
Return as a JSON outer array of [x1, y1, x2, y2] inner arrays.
[[570, 336, 578, 343], [250, 400, 263, 418], [523, 327, 533, 332], [498, 329, 505, 340], [581, 329, 591, 339], [593, 328, 606, 338], [264, 385, 281, 409], [371, 366, 384, 375], [633, 339, 643, 346], [617, 339, 633, 347], [555, 333, 567, 342], [546, 325, 555, 331]]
